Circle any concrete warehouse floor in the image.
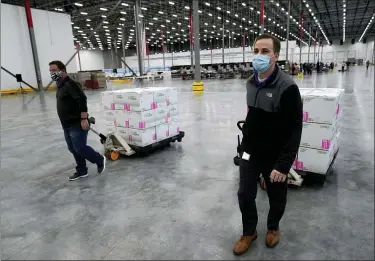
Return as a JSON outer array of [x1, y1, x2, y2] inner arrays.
[[1, 67, 374, 260]]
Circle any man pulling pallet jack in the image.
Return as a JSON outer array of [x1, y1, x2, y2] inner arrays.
[[232, 34, 303, 256]]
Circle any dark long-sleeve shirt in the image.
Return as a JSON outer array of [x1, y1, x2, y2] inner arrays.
[[56, 76, 87, 128], [241, 66, 303, 174]]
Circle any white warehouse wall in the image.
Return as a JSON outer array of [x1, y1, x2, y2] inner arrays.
[[75, 50, 105, 71], [295, 38, 374, 63], [1, 3, 77, 90], [78, 40, 297, 71]]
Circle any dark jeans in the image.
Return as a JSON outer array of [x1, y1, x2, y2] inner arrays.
[[63, 126, 103, 175], [238, 155, 288, 236]]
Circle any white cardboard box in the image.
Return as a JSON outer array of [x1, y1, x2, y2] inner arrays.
[[128, 127, 156, 147], [168, 104, 178, 118], [145, 87, 168, 108], [302, 88, 344, 124], [166, 87, 178, 105], [104, 110, 116, 120], [106, 125, 117, 133], [117, 126, 130, 139], [154, 107, 169, 125], [128, 110, 156, 129], [301, 121, 340, 150], [169, 120, 180, 136], [113, 88, 154, 111], [115, 110, 129, 128], [104, 119, 116, 127], [101, 90, 117, 110], [156, 123, 170, 141], [294, 132, 340, 174]]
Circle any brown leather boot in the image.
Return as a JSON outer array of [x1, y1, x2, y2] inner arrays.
[[233, 231, 257, 256], [265, 229, 280, 248]]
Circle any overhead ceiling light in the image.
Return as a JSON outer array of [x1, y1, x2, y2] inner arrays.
[[141, 7, 147, 10], [227, 10, 230, 14], [185, 6, 190, 9], [122, 3, 129, 6], [120, 18, 126, 21], [102, 15, 106, 18], [166, 19, 170, 22], [158, 11, 164, 14], [86, 24, 90, 26], [218, 16, 221, 19], [173, 14, 177, 17], [74, 26, 80, 29], [169, 1, 174, 5], [138, 14, 144, 17], [80, 12, 88, 15], [217, 7, 221, 10], [103, 21, 109, 24], [198, 10, 202, 13], [153, 17, 158, 20], [100, 7, 107, 11], [205, 2, 210, 6], [121, 11, 126, 14], [74, 2, 83, 7]]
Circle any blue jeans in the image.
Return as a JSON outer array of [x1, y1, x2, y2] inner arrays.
[[63, 127, 103, 175]]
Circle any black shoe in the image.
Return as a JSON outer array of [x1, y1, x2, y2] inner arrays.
[[69, 172, 88, 181], [97, 155, 106, 174]]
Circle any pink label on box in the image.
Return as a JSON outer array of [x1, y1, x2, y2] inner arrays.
[[114, 120, 117, 126], [139, 121, 146, 129], [293, 160, 297, 167], [296, 161, 304, 170], [166, 97, 170, 105], [125, 121, 129, 128], [165, 116, 169, 123], [166, 131, 169, 137], [129, 135, 133, 141], [111, 103, 115, 110], [152, 134, 156, 140], [151, 102, 156, 109], [177, 127, 180, 132], [303, 112, 309, 122], [336, 104, 341, 115], [321, 139, 330, 150]]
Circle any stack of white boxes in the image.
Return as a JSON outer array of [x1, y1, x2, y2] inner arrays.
[[100, 87, 179, 147], [294, 88, 344, 174]]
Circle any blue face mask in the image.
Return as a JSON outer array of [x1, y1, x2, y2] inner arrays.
[[252, 55, 272, 73]]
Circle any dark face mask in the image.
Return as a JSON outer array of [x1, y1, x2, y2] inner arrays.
[[50, 71, 63, 82]]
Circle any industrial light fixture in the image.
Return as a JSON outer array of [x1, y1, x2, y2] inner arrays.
[[80, 12, 88, 15], [122, 3, 129, 6], [100, 7, 107, 11], [120, 11, 126, 14], [169, 1, 174, 5], [74, 2, 83, 7], [359, 13, 375, 42], [141, 7, 147, 10], [205, 2, 210, 6], [185, 6, 189, 10]]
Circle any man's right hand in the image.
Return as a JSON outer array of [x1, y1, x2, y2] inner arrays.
[[81, 119, 89, 130]]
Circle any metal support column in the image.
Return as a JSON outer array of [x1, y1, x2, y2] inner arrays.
[[162, 31, 165, 70], [299, 0, 303, 65], [189, 11, 194, 68], [242, 31, 245, 63], [193, 0, 200, 81], [76, 43, 82, 71], [222, 19, 225, 63], [45, 0, 122, 90], [285, 0, 291, 71], [260, 0, 265, 34], [321, 44, 323, 61], [308, 24, 311, 63], [25, 0, 43, 91], [134, 0, 143, 77], [122, 27, 126, 69]]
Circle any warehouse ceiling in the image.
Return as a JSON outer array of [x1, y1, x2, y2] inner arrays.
[[3, 0, 375, 53]]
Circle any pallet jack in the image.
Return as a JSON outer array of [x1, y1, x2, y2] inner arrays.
[[233, 121, 303, 190], [88, 117, 185, 161]]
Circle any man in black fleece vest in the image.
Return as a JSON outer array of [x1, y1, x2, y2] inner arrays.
[[233, 34, 303, 255]]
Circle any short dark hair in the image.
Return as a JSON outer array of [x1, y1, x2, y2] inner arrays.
[[49, 60, 66, 72], [254, 33, 281, 54]]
